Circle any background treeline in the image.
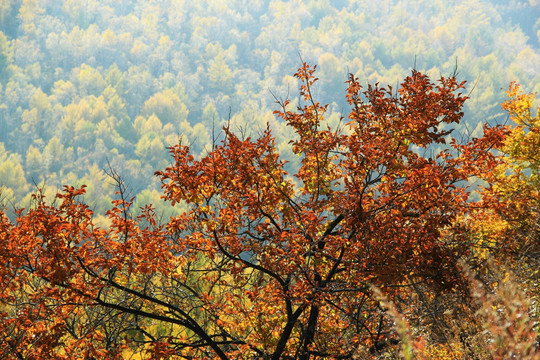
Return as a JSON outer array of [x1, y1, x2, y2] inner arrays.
[[0, 0, 538, 221]]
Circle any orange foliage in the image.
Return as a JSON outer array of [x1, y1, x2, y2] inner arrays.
[[0, 64, 510, 359]]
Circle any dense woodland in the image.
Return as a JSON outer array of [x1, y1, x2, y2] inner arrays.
[[0, 0, 539, 359], [0, 0, 539, 218]]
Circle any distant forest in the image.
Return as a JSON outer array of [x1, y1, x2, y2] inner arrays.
[[0, 0, 538, 222]]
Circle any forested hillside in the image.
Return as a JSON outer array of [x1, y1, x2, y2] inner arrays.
[[0, 0, 538, 218], [0, 1, 539, 359]]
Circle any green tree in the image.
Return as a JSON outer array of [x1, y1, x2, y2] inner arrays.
[[0, 144, 28, 200], [78, 163, 115, 215], [125, 65, 155, 117], [18, 0, 45, 37], [134, 114, 162, 137], [0, 31, 12, 84], [208, 52, 233, 93], [318, 52, 345, 99], [43, 136, 68, 174], [60, 99, 93, 147], [75, 64, 107, 97], [142, 89, 188, 124], [51, 80, 77, 106], [201, 102, 219, 130], [24, 88, 53, 139], [25, 145, 45, 183], [135, 132, 166, 167]]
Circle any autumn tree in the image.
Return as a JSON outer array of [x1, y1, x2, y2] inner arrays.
[[470, 82, 539, 297], [0, 64, 506, 359]]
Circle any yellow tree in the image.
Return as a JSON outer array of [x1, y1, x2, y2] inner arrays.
[[472, 82, 539, 285], [462, 84, 539, 358]]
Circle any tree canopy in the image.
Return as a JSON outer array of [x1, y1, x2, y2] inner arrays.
[[0, 0, 538, 215], [2, 64, 535, 360]]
